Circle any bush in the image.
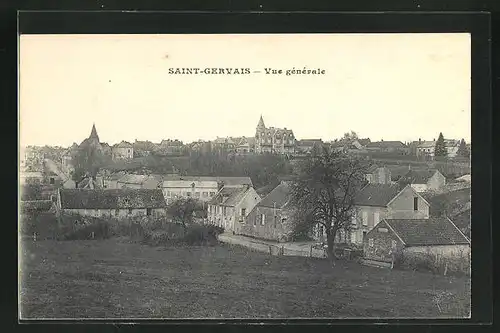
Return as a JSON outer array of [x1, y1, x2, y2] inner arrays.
[[394, 251, 470, 277], [57, 214, 111, 240], [182, 224, 224, 246]]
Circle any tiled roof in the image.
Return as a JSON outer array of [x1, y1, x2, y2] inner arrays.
[[366, 141, 406, 149], [59, 189, 166, 209], [162, 180, 219, 189], [209, 186, 252, 207], [133, 140, 158, 151], [114, 141, 133, 148], [417, 141, 436, 148], [384, 217, 470, 246], [399, 169, 438, 185], [118, 174, 150, 185], [355, 183, 402, 207], [257, 182, 292, 208], [20, 200, 54, 212], [162, 176, 253, 187], [450, 209, 471, 239]]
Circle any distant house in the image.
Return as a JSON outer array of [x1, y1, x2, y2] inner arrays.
[[240, 181, 293, 242], [156, 139, 185, 156], [133, 140, 158, 157], [101, 172, 126, 189], [235, 137, 255, 154], [117, 174, 163, 190], [112, 141, 134, 160], [398, 169, 446, 193], [211, 137, 236, 153], [365, 141, 408, 154], [56, 188, 167, 218], [207, 185, 261, 234], [346, 183, 430, 245], [363, 217, 470, 268], [365, 165, 392, 185], [296, 139, 324, 154], [347, 138, 371, 153]]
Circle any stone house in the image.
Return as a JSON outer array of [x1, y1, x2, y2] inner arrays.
[[398, 169, 446, 193], [240, 181, 292, 241], [363, 217, 470, 268], [156, 139, 185, 156], [416, 140, 436, 157], [365, 165, 392, 184], [235, 137, 255, 154], [56, 188, 167, 218], [112, 141, 134, 160], [133, 140, 158, 157], [207, 185, 261, 234], [349, 183, 430, 245]]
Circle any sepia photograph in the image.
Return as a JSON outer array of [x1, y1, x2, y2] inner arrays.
[[18, 33, 471, 320]]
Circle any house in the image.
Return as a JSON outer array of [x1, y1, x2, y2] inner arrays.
[[416, 140, 436, 158], [365, 165, 392, 184], [117, 174, 163, 190], [296, 139, 324, 155], [133, 140, 158, 157], [112, 141, 134, 160], [363, 217, 470, 268], [444, 139, 461, 158], [240, 181, 293, 241], [20, 171, 44, 185], [254, 116, 296, 155], [211, 137, 236, 154], [160, 176, 253, 204], [161, 178, 219, 204], [56, 188, 167, 218], [207, 185, 261, 234], [398, 169, 446, 193], [347, 183, 430, 245], [365, 141, 409, 154], [156, 139, 185, 156], [235, 137, 255, 154]]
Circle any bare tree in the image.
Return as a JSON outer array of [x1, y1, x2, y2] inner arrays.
[[289, 145, 368, 261]]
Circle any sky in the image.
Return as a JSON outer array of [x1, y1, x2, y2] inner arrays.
[[19, 33, 471, 147]]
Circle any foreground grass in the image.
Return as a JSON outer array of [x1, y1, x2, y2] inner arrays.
[[19, 238, 470, 319]]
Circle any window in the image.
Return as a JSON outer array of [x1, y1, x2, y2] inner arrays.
[[187, 192, 191, 197], [373, 212, 380, 226], [115, 209, 119, 216], [241, 208, 246, 216], [147, 208, 152, 216], [128, 208, 133, 215], [368, 238, 374, 247], [362, 211, 368, 226], [194, 192, 200, 198], [210, 192, 215, 196], [413, 197, 419, 211], [350, 232, 356, 244], [260, 214, 265, 225], [363, 231, 367, 240], [274, 215, 278, 228], [50, 177, 55, 185], [253, 216, 257, 226], [351, 211, 357, 225]]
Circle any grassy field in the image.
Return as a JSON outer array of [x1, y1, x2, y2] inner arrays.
[[19, 238, 470, 319]]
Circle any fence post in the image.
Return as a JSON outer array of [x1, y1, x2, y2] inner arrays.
[[444, 262, 448, 276], [33, 232, 37, 242], [91, 231, 95, 239], [310, 245, 313, 257], [269, 245, 272, 255]]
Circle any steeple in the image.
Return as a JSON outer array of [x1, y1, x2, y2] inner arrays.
[[89, 123, 100, 142], [257, 115, 265, 129]]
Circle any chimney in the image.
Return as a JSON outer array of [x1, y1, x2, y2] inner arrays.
[[418, 138, 421, 143]]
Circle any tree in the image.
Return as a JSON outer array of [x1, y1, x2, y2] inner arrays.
[[434, 132, 447, 158], [71, 145, 107, 183], [456, 139, 470, 158], [289, 145, 368, 261], [21, 181, 43, 201], [341, 131, 359, 143], [167, 197, 200, 229]]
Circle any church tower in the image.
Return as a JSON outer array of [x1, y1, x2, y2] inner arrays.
[[257, 115, 266, 131], [255, 115, 266, 154], [89, 123, 100, 142]]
